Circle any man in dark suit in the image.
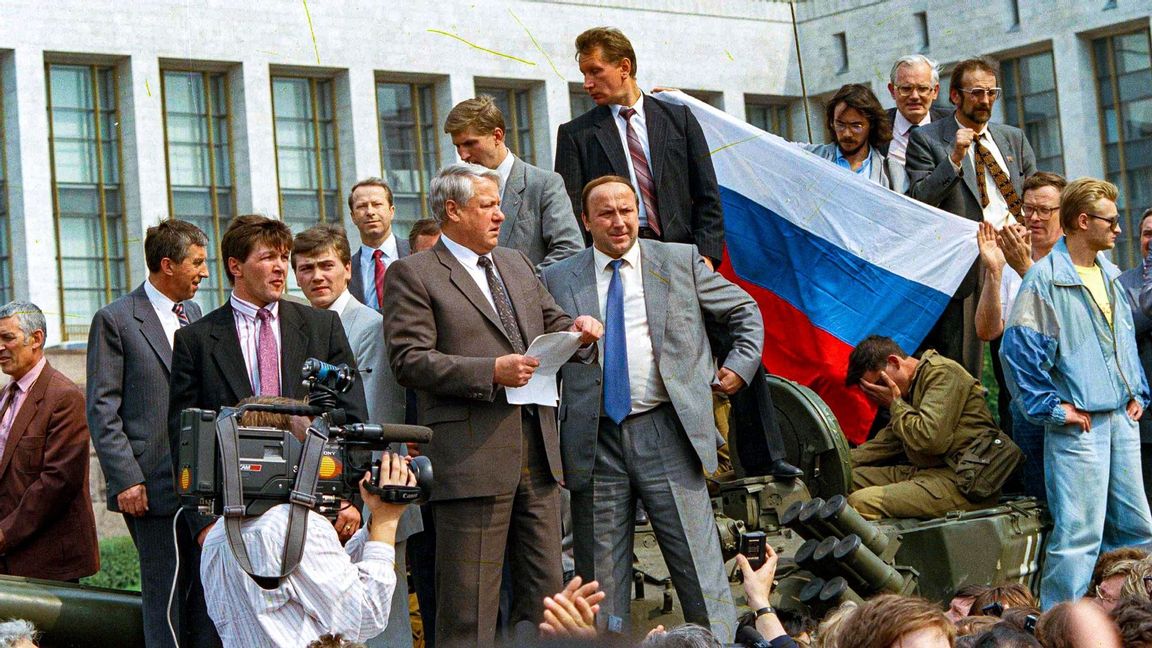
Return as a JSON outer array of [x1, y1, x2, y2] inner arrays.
[[88, 220, 214, 647], [882, 54, 953, 170], [168, 215, 367, 544], [555, 27, 724, 268], [541, 176, 762, 639], [347, 178, 410, 311], [906, 57, 1037, 379], [0, 301, 99, 582], [445, 96, 584, 269], [383, 163, 602, 647]]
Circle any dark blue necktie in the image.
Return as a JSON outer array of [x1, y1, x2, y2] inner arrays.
[[604, 259, 631, 424]]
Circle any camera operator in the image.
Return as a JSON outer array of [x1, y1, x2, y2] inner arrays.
[[198, 403, 415, 648]]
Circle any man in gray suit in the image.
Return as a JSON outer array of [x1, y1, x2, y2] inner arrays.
[[444, 96, 583, 269], [541, 175, 763, 640], [383, 163, 602, 647], [347, 178, 410, 311], [906, 57, 1037, 378], [882, 54, 953, 166], [291, 223, 422, 648], [87, 220, 217, 648]]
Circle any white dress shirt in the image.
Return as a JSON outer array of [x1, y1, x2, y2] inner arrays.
[[327, 288, 355, 316], [611, 95, 655, 229], [953, 118, 1013, 228], [495, 150, 516, 202], [592, 242, 669, 414], [144, 278, 181, 348], [889, 109, 934, 165], [230, 293, 282, 395], [201, 504, 397, 648], [440, 232, 502, 313], [358, 234, 400, 308]]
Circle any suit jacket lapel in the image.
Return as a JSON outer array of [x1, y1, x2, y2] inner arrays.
[[278, 302, 308, 395], [0, 365, 51, 480], [987, 125, 1020, 188], [132, 285, 173, 373], [435, 243, 508, 342], [593, 107, 630, 177], [349, 249, 365, 304], [209, 305, 254, 403], [569, 249, 601, 325], [941, 120, 981, 203], [499, 159, 527, 248], [645, 95, 669, 188], [494, 249, 539, 344], [639, 240, 669, 358]]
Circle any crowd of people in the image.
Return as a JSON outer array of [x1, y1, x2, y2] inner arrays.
[[1, 21, 1151, 648]]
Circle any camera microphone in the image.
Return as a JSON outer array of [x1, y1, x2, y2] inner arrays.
[[735, 625, 771, 648], [343, 423, 432, 444]]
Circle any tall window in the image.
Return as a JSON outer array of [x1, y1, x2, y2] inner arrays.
[[745, 101, 792, 139], [569, 85, 596, 119], [377, 81, 439, 237], [0, 69, 11, 303], [271, 76, 340, 232], [475, 86, 535, 165], [1000, 51, 1064, 175], [46, 63, 128, 340], [1093, 29, 1152, 269], [162, 70, 235, 309]]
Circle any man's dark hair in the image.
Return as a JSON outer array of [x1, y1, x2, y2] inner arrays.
[[347, 177, 394, 211], [949, 57, 1000, 101], [306, 633, 367, 648], [1022, 171, 1067, 195], [1114, 595, 1152, 647], [145, 219, 209, 273], [292, 223, 352, 269], [407, 218, 441, 249], [955, 584, 994, 600], [220, 215, 293, 285], [575, 27, 638, 78], [824, 83, 893, 150], [971, 624, 1042, 648], [581, 175, 636, 216], [971, 583, 1037, 616], [845, 335, 907, 387]]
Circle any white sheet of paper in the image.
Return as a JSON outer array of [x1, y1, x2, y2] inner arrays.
[[505, 331, 584, 406]]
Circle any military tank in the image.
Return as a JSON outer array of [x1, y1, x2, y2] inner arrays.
[[630, 374, 1048, 632]]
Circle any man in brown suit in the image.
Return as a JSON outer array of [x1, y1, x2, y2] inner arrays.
[[383, 162, 602, 647], [0, 301, 98, 581]]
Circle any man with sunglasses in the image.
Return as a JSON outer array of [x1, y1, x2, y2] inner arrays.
[[1001, 178, 1152, 609], [906, 57, 1037, 380]]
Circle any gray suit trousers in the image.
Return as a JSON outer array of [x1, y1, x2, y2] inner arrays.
[[571, 406, 735, 640]]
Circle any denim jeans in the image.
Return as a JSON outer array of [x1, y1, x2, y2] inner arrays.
[[1011, 404, 1047, 501], [1040, 408, 1152, 609]]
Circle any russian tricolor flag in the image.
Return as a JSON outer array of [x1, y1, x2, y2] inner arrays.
[[660, 92, 978, 444]]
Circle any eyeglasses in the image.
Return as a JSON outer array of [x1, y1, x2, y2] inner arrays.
[[959, 87, 1002, 100], [1096, 585, 1118, 604], [1144, 576, 1152, 596], [1021, 204, 1060, 220], [833, 120, 866, 134], [1086, 213, 1121, 229], [895, 84, 935, 97]]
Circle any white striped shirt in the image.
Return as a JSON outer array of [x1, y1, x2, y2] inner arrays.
[[230, 294, 282, 395], [200, 504, 396, 647]]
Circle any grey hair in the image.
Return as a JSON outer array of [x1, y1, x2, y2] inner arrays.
[[0, 302, 46, 340], [890, 54, 940, 86], [639, 623, 722, 648], [428, 163, 502, 223], [0, 619, 38, 647]]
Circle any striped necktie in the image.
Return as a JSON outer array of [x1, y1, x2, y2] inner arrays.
[[619, 107, 662, 236]]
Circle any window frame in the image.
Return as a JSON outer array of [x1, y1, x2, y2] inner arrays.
[[269, 74, 343, 228]]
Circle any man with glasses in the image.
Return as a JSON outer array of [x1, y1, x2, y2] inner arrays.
[[1001, 178, 1152, 609], [883, 54, 952, 170], [906, 57, 1037, 380], [974, 172, 1066, 500], [800, 83, 900, 189]]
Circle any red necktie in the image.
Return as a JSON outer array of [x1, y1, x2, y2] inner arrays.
[[373, 249, 387, 310], [619, 107, 661, 237]]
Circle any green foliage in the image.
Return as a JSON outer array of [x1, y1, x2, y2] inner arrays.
[[81, 535, 141, 592], [982, 344, 1000, 424]]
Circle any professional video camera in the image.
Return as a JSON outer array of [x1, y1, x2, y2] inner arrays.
[[175, 358, 434, 521]]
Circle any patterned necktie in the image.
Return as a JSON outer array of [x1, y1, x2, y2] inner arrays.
[[255, 308, 280, 396], [372, 249, 387, 310], [0, 382, 20, 459], [477, 256, 526, 354], [603, 259, 631, 424], [972, 136, 1023, 217], [619, 107, 661, 236], [172, 302, 191, 327]]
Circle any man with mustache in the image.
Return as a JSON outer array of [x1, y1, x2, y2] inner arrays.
[[87, 219, 214, 648], [906, 57, 1037, 380], [800, 83, 900, 190]]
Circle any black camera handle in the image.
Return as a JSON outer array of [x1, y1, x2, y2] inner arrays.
[[216, 408, 331, 590]]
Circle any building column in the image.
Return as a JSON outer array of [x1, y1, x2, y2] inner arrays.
[[335, 66, 381, 234], [439, 73, 476, 165], [3, 47, 62, 340], [231, 61, 280, 217], [543, 77, 572, 167], [1051, 31, 1104, 180], [118, 54, 169, 286]]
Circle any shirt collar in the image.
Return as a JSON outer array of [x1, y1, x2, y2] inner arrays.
[[360, 233, 398, 261], [495, 151, 516, 193], [611, 93, 646, 120], [893, 110, 930, 136], [14, 356, 47, 393], [592, 238, 642, 272], [833, 145, 871, 172], [230, 292, 279, 320], [143, 277, 177, 312], [439, 232, 485, 268], [328, 289, 353, 314]]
